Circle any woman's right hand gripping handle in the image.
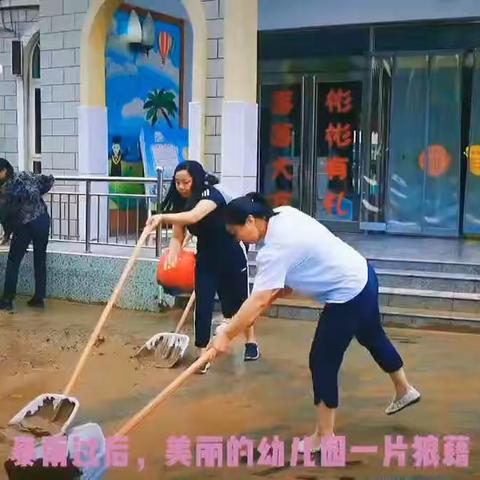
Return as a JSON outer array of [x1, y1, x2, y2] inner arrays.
[[165, 248, 179, 270]]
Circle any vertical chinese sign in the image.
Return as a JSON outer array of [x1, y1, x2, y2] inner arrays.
[[259, 84, 301, 208], [316, 82, 362, 221]]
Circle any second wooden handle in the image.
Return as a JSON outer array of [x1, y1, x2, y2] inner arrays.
[[62, 226, 153, 396], [115, 349, 215, 437]]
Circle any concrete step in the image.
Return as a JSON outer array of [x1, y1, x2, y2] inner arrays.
[[247, 263, 480, 293], [247, 277, 480, 309], [380, 306, 480, 331], [376, 269, 480, 293], [197, 291, 480, 331], [178, 289, 480, 332], [246, 280, 480, 316], [370, 258, 480, 275], [379, 287, 480, 314], [174, 250, 480, 331], [248, 250, 480, 276]]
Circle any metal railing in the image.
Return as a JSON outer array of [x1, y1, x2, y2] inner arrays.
[[43, 168, 171, 255]]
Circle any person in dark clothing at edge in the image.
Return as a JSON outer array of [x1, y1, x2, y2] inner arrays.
[[147, 160, 260, 373], [0, 158, 54, 311], [0, 214, 12, 246]]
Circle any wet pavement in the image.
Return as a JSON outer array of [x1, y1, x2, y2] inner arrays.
[[0, 298, 479, 479]]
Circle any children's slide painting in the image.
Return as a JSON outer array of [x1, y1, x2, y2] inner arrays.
[[140, 124, 189, 202], [105, 4, 186, 211]]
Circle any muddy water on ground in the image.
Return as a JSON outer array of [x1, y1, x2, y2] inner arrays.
[[0, 298, 479, 479]]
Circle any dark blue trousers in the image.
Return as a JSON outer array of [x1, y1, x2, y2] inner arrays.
[[194, 242, 248, 348], [2, 213, 50, 301], [309, 264, 404, 408]]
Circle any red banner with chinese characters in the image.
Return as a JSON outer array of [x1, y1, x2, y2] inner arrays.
[[317, 82, 362, 221], [259, 84, 300, 208]]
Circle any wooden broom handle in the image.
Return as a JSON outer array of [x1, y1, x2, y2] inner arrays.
[[170, 230, 195, 334], [62, 225, 154, 396], [115, 349, 216, 437], [175, 291, 195, 333]]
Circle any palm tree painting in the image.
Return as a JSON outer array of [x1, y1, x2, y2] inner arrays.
[[143, 89, 178, 128]]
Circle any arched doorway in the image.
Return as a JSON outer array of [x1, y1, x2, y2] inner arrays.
[[78, 0, 207, 177]]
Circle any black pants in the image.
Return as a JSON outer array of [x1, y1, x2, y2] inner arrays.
[[194, 242, 249, 348], [309, 264, 404, 408], [2, 213, 50, 301]]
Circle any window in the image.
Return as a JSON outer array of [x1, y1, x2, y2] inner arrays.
[[31, 42, 40, 79], [29, 40, 41, 172]]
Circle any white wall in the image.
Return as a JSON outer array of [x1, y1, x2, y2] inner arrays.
[[259, 0, 480, 30]]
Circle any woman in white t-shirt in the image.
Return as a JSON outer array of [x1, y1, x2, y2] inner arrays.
[[212, 192, 421, 453]]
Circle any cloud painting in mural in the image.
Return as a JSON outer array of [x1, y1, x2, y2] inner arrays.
[[106, 58, 138, 77], [122, 97, 145, 119]]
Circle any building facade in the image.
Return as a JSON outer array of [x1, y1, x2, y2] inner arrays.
[[258, 0, 480, 238], [1, 0, 480, 238]]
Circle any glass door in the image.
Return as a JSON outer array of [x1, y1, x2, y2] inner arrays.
[[464, 49, 480, 235], [360, 55, 392, 229], [386, 53, 462, 236], [258, 75, 304, 210], [312, 78, 363, 229], [258, 73, 364, 232]]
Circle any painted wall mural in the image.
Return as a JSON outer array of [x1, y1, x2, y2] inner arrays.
[[105, 5, 187, 227]]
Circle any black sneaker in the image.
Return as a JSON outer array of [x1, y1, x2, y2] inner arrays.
[[244, 343, 260, 361], [0, 299, 13, 312], [27, 297, 45, 308]]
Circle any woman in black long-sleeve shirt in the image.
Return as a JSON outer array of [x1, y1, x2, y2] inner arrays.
[[147, 161, 260, 373], [0, 158, 54, 311]]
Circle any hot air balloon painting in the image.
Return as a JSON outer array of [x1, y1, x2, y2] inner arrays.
[[159, 31, 174, 65]]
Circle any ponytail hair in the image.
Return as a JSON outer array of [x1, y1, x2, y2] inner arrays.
[[204, 172, 219, 187], [224, 192, 278, 225]]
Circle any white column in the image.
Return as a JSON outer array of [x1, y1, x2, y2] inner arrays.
[[78, 105, 108, 175], [220, 101, 258, 197], [188, 101, 204, 161], [78, 105, 109, 243], [221, 0, 258, 196]]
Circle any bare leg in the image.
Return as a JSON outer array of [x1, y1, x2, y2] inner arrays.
[[244, 325, 256, 344], [306, 402, 336, 450], [389, 367, 410, 400]]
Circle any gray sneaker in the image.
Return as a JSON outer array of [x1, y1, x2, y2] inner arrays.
[[195, 358, 211, 374], [297, 438, 321, 454], [385, 386, 421, 415]]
